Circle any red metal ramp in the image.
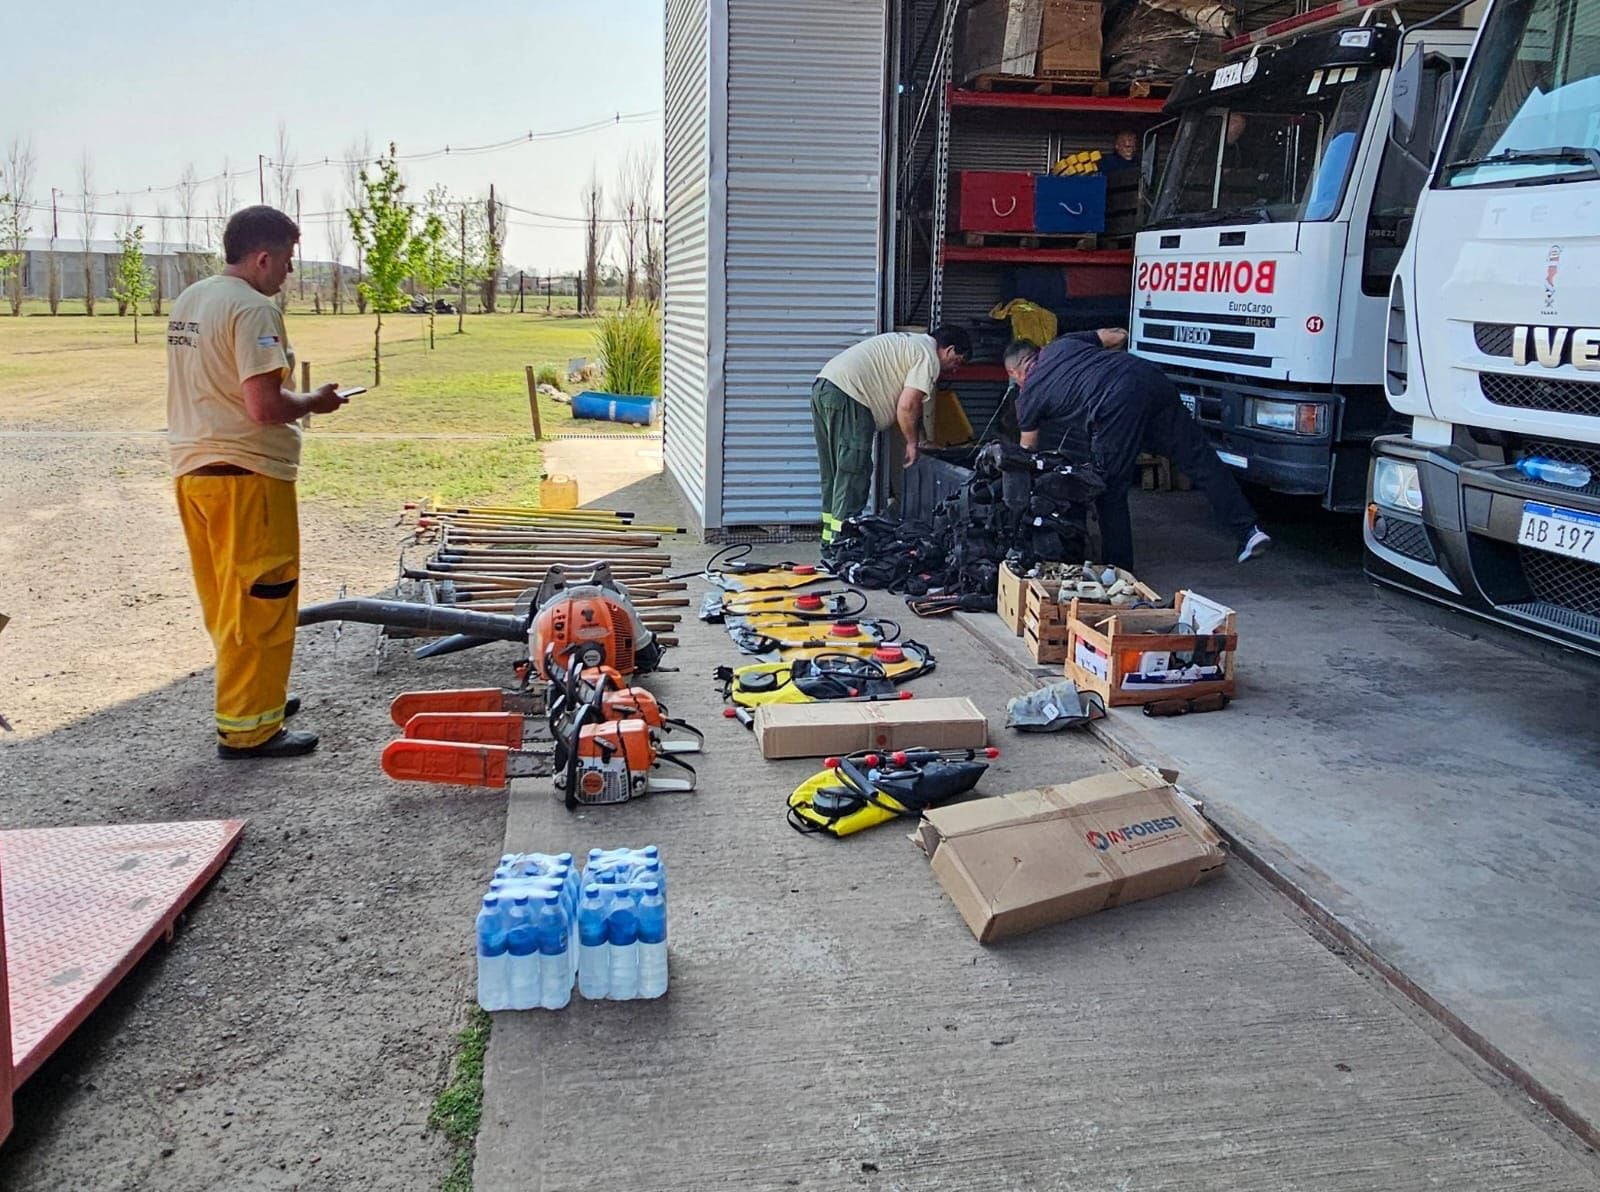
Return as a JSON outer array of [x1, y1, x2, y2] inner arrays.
[[0, 819, 244, 1142]]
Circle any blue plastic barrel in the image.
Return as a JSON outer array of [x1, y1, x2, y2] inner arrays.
[[571, 391, 659, 425]]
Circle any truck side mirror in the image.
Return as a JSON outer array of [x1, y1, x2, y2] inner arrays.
[[1392, 46, 1423, 147]]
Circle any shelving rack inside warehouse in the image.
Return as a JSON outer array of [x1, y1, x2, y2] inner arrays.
[[890, 0, 1171, 430]]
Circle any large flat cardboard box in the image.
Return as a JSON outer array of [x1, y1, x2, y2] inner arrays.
[[917, 765, 1225, 942], [957, 0, 1046, 82], [1039, 0, 1102, 78], [754, 697, 989, 760]]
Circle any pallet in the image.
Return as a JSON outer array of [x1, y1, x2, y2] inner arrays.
[[968, 74, 1172, 99], [959, 230, 1103, 250], [1137, 453, 1192, 493]]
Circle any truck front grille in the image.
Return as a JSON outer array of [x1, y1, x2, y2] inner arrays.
[[1473, 323, 1514, 357], [1481, 373, 1600, 418], [1519, 548, 1600, 619]]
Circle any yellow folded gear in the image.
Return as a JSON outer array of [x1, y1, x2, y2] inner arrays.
[[717, 656, 903, 709], [715, 566, 831, 593], [989, 298, 1058, 347], [720, 589, 867, 621], [769, 640, 935, 680], [931, 388, 974, 447], [728, 617, 893, 647], [787, 768, 913, 836]]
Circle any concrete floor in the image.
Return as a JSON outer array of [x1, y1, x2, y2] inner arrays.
[[474, 473, 1599, 1190], [1048, 488, 1600, 1143]]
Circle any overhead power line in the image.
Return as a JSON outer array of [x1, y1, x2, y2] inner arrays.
[[79, 110, 661, 199]]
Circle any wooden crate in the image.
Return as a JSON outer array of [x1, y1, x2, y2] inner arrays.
[[1065, 590, 1237, 708], [997, 562, 1029, 636], [1022, 570, 1161, 664]]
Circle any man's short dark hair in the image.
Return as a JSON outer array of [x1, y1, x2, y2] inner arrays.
[[223, 206, 300, 265], [932, 324, 972, 358], [1004, 339, 1041, 370]]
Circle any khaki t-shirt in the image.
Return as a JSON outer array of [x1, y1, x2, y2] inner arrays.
[[166, 274, 300, 481], [818, 333, 940, 434]]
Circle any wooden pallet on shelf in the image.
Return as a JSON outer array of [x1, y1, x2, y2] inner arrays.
[[967, 74, 1173, 100], [959, 230, 1102, 250]]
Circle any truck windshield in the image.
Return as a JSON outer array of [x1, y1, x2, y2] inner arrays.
[[1438, 0, 1600, 186], [1150, 71, 1377, 226]]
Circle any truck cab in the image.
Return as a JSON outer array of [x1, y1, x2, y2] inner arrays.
[[1366, 0, 1600, 658], [1132, 18, 1474, 509]]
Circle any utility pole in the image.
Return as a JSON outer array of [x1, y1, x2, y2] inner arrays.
[[458, 206, 467, 334], [257, 154, 265, 204], [545, 273, 552, 311], [295, 189, 304, 300], [518, 270, 525, 314]]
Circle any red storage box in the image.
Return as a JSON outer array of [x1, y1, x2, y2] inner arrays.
[[957, 171, 1036, 233]]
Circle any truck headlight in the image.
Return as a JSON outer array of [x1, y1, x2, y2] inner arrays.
[[1248, 399, 1327, 436], [1372, 458, 1423, 512]]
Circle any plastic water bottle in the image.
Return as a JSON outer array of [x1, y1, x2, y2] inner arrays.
[[536, 894, 573, 1010], [505, 894, 539, 1011], [607, 887, 640, 1000], [475, 895, 509, 1011], [1518, 456, 1592, 488], [577, 883, 610, 999], [637, 881, 668, 999]]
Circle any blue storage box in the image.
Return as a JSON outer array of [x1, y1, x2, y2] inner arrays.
[[1033, 175, 1107, 235]]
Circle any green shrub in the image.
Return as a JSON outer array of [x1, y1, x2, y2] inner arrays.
[[594, 306, 661, 396], [534, 362, 565, 391]]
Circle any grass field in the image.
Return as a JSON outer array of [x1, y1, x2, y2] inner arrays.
[[0, 307, 658, 507]]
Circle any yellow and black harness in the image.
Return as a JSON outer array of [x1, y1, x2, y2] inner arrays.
[[787, 747, 994, 837]]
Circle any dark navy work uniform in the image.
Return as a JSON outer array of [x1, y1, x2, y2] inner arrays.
[[1018, 332, 1257, 569]]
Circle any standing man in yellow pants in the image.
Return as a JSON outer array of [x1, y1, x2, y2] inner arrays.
[[166, 206, 348, 759]]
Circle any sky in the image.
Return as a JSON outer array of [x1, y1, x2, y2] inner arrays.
[[6, 0, 665, 272]]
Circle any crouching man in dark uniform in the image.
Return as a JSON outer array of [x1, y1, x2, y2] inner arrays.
[[1004, 331, 1270, 570]]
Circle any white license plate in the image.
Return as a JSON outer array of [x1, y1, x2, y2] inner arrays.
[[1180, 392, 1198, 418], [1520, 501, 1600, 563]]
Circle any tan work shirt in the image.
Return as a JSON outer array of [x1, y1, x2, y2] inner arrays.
[[166, 274, 300, 481], [818, 333, 940, 434]]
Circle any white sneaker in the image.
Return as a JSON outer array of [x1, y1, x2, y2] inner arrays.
[[1237, 527, 1271, 563]]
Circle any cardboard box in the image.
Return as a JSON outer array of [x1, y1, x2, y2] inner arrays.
[[754, 697, 989, 760], [1039, 0, 1103, 78], [917, 765, 1226, 942], [957, 0, 1046, 82], [1023, 569, 1161, 665], [997, 562, 1028, 636], [1066, 589, 1237, 707]]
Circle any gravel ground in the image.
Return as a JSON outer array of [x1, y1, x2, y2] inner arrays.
[[0, 433, 504, 1190]]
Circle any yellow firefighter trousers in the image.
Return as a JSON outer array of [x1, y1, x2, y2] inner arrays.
[[176, 473, 300, 748]]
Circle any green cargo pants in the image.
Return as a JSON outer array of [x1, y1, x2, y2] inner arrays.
[[811, 378, 876, 543]]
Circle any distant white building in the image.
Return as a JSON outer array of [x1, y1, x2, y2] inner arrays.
[[9, 236, 212, 302]]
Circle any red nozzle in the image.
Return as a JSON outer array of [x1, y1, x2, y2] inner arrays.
[[824, 756, 841, 769], [403, 501, 419, 510], [984, 747, 1000, 759], [890, 751, 909, 766], [899, 691, 914, 700], [830, 620, 859, 637], [722, 707, 736, 718], [792, 565, 816, 575], [795, 594, 824, 611], [863, 753, 881, 767], [847, 687, 860, 697]]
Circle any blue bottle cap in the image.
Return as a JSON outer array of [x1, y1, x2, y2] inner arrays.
[[641, 845, 660, 858], [556, 852, 574, 864], [587, 848, 604, 860], [584, 883, 602, 897], [481, 894, 498, 908], [642, 881, 660, 896], [512, 893, 530, 906]]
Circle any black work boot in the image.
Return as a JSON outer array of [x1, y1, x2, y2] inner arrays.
[[218, 728, 319, 760], [284, 693, 302, 718]]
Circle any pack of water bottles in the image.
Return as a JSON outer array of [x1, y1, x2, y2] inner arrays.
[[475, 845, 668, 1011]]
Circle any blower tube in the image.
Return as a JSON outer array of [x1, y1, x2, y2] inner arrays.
[[296, 598, 525, 642]]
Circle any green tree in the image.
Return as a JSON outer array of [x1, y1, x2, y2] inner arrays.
[[347, 143, 413, 385], [0, 194, 20, 313], [110, 225, 152, 343], [408, 187, 453, 351]]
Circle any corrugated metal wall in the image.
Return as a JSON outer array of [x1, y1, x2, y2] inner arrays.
[[662, 0, 718, 530], [718, 0, 889, 528]]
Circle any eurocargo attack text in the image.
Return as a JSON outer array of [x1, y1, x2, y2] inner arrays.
[[1136, 259, 1278, 295], [1085, 816, 1185, 851]]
